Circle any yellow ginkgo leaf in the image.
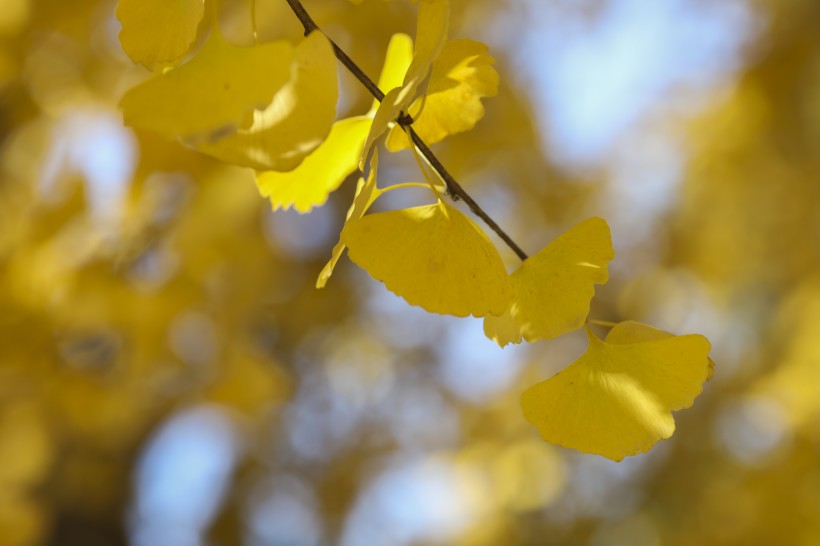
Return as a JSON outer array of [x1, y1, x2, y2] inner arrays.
[[252, 33, 412, 213], [371, 33, 414, 113], [341, 201, 510, 317], [521, 325, 712, 461], [120, 31, 293, 138], [255, 116, 371, 213], [360, 0, 449, 166], [317, 150, 382, 288], [484, 217, 614, 346], [403, 0, 449, 93], [605, 320, 716, 380], [191, 31, 338, 171], [360, 86, 405, 168], [117, 0, 205, 70], [386, 39, 499, 151]]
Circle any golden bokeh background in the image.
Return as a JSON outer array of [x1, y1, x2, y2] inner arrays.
[[1, 0, 819, 544]]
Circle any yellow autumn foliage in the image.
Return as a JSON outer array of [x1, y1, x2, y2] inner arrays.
[[117, 0, 205, 70], [3, 0, 819, 544], [484, 217, 614, 346], [521, 324, 712, 461], [342, 201, 511, 317]]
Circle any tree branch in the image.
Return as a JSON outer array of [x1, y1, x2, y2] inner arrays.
[[284, 0, 529, 261]]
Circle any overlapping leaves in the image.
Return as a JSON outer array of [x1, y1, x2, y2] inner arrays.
[[360, 0, 450, 166], [115, 0, 714, 462], [255, 33, 412, 213], [256, 2, 497, 213], [385, 39, 499, 150], [120, 23, 337, 172]]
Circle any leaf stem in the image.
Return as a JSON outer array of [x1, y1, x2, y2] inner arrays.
[[403, 128, 445, 203], [380, 182, 436, 194], [588, 320, 619, 328], [284, 0, 529, 261]]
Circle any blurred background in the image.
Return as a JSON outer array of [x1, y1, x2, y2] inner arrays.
[[1, 0, 819, 544]]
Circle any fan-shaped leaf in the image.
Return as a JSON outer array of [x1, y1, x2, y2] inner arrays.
[[120, 32, 292, 137], [484, 217, 614, 346], [342, 202, 510, 317], [191, 31, 338, 171], [521, 324, 712, 461], [117, 0, 205, 70]]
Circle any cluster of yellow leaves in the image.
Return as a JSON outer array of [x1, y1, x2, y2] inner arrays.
[[115, 0, 713, 461], [359, 0, 449, 165], [256, 32, 413, 213], [119, 1, 338, 172]]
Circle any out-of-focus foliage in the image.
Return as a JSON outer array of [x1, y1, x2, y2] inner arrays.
[[116, 0, 204, 70], [1, 0, 819, 545]]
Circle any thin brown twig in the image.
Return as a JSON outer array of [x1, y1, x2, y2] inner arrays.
[[285, 0, 384, 101], [284, 0, 529, 261]]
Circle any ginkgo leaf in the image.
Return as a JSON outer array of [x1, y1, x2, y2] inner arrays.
[[484, 217, 614, 346], [386, 39, 499, 151], [360, 0, 449, 166], [605, 320, 716, 380], [521, 325, 712, 461], [120, 31, 293, 137], [341, 201, 510, 317], [317, 150, 382, 288], [360, 86, 405, 167], [117, 0, 205, 70], [402, 0, 449, 94], [190, 31, 338, 171], [255, 116, 371, 213], [252, 33, 411, 213], [371, 33, 414, 113]]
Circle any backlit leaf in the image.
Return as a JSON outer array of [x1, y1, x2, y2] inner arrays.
[[254, 32, 411, 212], [403, 0, 450, 94], [386, 39, 499, 151], [191, 31, 338, 171], [360, 0, 449, 165], [484, 217, 614, 346], [255, 116, 371, 213], [372, 33, 414, 112], [117, 0, 205, 70], [521, 324, 712, 461], [360, 85, 405, 167], [606, 320, 716, 380], [341, 201, 510, 317], [120, 31, 292, 137], [317, 150, 382, 288]]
